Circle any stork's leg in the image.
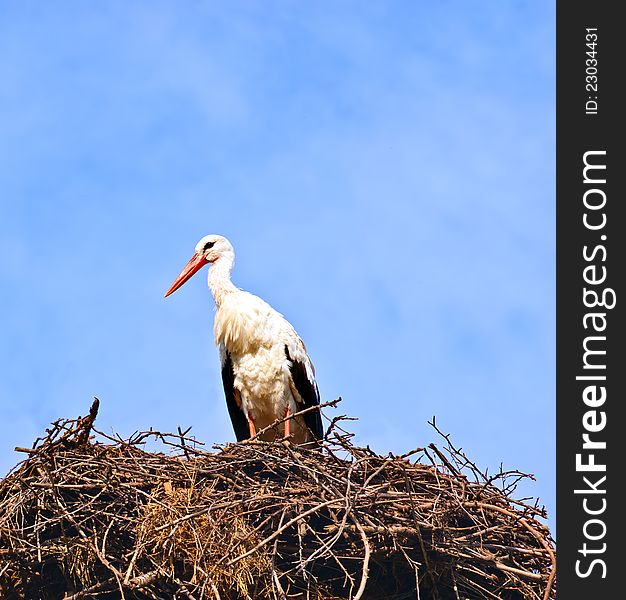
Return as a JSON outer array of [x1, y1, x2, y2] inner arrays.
[[284, 405, 291, 438], [247, 416, 257, 438]]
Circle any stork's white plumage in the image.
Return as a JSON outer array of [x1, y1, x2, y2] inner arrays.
[[165, 235, 323, 445]]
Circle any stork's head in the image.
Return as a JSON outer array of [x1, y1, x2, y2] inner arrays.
[[164, 234, 234, 298]]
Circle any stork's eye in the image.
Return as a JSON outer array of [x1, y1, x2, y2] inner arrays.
[[203, 241, 216, 251]]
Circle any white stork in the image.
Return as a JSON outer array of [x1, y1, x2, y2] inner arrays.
[[164, 234, 323, 445]]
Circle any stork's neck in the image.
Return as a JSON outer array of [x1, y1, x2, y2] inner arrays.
[[208, 256, 237, 305]]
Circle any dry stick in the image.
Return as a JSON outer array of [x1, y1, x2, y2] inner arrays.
[[396, 544, 421, 600], [209, 581, 222, 600], [455, 524, 503, 542], [489, 563, 544, 582], [177, 425, 193, 461], [123, 534, 142, 585], [428, 443, 463, 478], [350, 517, 371, 600], [75, 397, 100, 446], [361, 455, 394, 489], [63, 576, 117, 599], [270, 508, 288, 600], [64, 567, 160, 600]]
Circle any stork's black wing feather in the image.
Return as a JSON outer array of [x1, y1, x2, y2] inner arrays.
[[221, 350, 249, 441], [285, 345, 324, 440]]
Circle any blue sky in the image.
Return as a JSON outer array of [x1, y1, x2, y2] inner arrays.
[[0, 2, 555, 527]]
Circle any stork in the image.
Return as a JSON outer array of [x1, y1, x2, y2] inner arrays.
[[164, 235, 323, 445]]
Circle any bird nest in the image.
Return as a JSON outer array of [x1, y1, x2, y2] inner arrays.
[[0, 399, 555, 599]]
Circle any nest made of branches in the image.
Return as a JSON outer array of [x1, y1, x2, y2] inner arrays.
[[0, 399, 556, 600]]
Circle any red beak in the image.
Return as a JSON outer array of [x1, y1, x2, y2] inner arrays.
[[164, 252, 209, 298]]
